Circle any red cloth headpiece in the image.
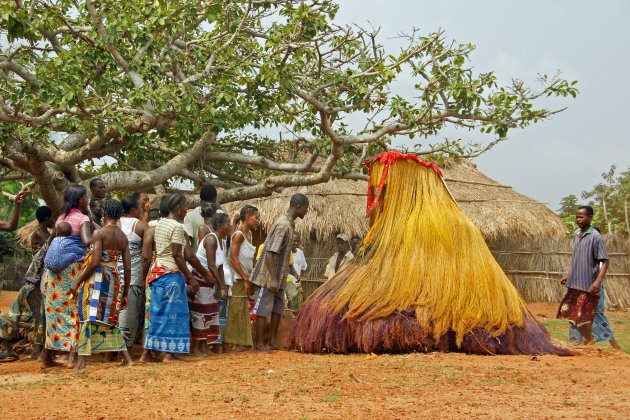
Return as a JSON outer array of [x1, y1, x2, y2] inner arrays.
[[364, 151, 443, 217]]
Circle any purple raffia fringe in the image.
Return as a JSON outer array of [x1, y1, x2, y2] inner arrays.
[[288, 295, 572, 356]]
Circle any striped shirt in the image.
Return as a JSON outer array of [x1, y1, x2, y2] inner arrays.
[[56, 208, 90, 236], [566, 226, 608, 292], [154, 218, 187, 271]]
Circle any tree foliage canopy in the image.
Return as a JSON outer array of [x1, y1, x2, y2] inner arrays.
[[1, 0, 578, 211], [558, 165, 630, 234]]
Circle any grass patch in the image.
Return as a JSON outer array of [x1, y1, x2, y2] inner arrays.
[[322, 389, 341, 403], [542, 316, 630, 353]]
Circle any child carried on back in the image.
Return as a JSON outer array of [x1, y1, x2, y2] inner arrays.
[[44, 222, 87, 272]]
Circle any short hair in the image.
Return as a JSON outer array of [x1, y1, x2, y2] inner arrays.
[[102, 199, 124, 220], [166, 193, 187, 213], [89, 178, 104, 189], [239, 204, 259, 222], [89, 197, 103, 212], [200, 184, 217, 202], [131, 191, 142, 199], [201, 201, 218, 219], [121, 194, 140, 214], [211, 212, 230, 230], [35, 206, 53, 222], [578, 205, 594, 216], [289, 193, 309, 208], [56, 221, 72, 237], [158, 194, 171, 217], [148, 208, 160, 220]]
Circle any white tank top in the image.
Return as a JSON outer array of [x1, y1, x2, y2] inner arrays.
[[120, 217, 142, 244], [230, 231, 256, 279], [196, 232, 225, 270]]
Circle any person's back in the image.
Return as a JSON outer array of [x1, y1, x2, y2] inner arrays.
[[99, 224, 128, 253]]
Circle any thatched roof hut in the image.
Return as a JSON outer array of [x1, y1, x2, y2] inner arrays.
[[223, 159, 630, 308], [222, 159, 568, 241], [223, 179, 368, 241]]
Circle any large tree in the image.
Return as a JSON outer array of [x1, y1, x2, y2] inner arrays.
[[0, 0, 578, 210]]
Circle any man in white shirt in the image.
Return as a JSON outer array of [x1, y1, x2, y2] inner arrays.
[[183, 184, 222, 250], [324, 233, 354, 280], [286, 234, 307, 310]]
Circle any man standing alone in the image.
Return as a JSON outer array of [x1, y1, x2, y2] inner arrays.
[[557, 206, 609, 344], [250, 193, 309, 352]]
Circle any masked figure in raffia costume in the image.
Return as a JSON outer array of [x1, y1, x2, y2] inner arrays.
[[289, 152, 569, 355]]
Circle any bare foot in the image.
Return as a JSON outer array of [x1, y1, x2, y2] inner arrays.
[[40, 360, 62, 369], [270, 342, 286, 351], [191, 347, 204, 356], [162, 353, 184, 363], [72, 356, 87, 372], [226, 344, 248, 353], [255, 344, 272, 353], [103, 352, 118, 362], [120, 359, 134, 367]]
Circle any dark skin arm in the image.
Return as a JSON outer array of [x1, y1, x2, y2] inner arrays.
[[230, 232, 253, 296], [205, 235, 228, 299], [265, 251, 280, 294], [71, 229, 103, 296], [120, 241, 131, 310], [0, 192, 28, 231], [80, 221, 92, 246], [588, 260, 609, 294], [141, 226, 155, 283], [197, 224, 210, 245], [184, 237, 215, 286], [172, 243, 199, 294]]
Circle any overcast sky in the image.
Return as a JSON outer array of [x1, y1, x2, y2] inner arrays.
[[335, 0, 629, 211]]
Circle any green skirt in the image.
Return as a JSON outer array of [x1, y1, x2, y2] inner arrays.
[[223, 279, 253, 347], [77, 321, 126, 355]]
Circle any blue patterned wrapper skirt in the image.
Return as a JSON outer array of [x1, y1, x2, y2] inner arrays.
[[144, 272, 190, 354]]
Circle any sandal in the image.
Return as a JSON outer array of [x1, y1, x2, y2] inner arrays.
[[0, 351, 20, 363]]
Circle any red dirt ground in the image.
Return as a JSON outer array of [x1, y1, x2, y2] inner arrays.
[[1, 292, 629, 419]]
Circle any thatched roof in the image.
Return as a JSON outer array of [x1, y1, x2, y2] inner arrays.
[[223, 159, 569, 240], [222, 179, 369, 239]]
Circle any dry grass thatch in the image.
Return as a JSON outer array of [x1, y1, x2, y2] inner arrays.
[[441, 159, 569, 239], [222, 178, 369, 240], [223, 158, 568, 241], [15, 220, 39, 252]]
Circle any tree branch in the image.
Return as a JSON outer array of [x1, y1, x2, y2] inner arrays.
[[92, 132, 216, 191]]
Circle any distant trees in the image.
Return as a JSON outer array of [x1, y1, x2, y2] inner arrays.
[[558, 165, 630, 233]]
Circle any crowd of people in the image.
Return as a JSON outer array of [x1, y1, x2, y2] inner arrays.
[[0, 184, 621, 365], [0, 181, 312, 368]]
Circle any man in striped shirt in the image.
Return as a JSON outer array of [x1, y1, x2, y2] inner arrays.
[[557, 205, 609, 344]]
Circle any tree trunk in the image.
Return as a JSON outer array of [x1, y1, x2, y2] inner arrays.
[[602, 198, 613, 233], [625, 196, 629, 233]]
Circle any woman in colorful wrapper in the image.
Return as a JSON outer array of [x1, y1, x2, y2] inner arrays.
[[40, 185, 92, 369], [117, 195, 149, 351], [192, 213, 230, 354], [71, 199, 133, 371], [144, 194, 209, 362]]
